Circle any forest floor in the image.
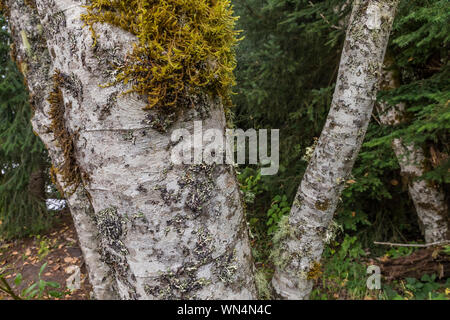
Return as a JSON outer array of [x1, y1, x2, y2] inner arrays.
[[0, 210, 92, 300], [1, 211, 448, 300]]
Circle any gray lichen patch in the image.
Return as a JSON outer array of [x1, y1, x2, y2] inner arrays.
[[178, 164, 216, 217], [155, 185, 181, 205], [144, 226, 243, 298], [269, 215, 295, 270], [144, 266, 211, 300], [94, 207, 139, 298], [94, 207, 128, 256], [58, 71, 84, 105], [144, 227, 216, 299], [142, 108, 178, 133], [192, 227, 215, 264], [214, 249, 238, 284]]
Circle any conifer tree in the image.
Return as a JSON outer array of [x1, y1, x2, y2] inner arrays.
[[0, 15, 50, 239]]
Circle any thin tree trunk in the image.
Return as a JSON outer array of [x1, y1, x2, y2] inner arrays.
[[4, 0, 256, 299], [271, 0, 400, 299], [392, 141, 449, 242], [376, 61, 448, 242]]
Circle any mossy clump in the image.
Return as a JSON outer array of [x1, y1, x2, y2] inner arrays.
[[254, 269, 271, 300], [81, 0, 241, 109], [306, 261, 322, 280], [24, 0, 37, 9], [315, 199, 330, 211], [47, 70, 81, 195]]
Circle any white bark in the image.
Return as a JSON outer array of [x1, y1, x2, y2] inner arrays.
[[4, 0, 117, 299], [5, 0, 256, 299], [271, 0, 400, 299], [391, 140, 449, 242], [377, 62, 448, 243]]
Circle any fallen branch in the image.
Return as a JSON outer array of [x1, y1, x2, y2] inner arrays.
[[377, 246, 450, 281], [374, 240, 450, 247]]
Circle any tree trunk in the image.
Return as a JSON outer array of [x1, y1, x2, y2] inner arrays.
[[28, 163, 46, 200], [4, 0, 256, 299], [4, 0, 118, 300], [271, 0, 400, 300], [377, 57, 449, 243]]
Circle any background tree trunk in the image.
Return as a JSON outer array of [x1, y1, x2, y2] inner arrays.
[[27, 163, 46, 200], [377, 57, 449, 243], [5, 0, 256, 299], [271, 0, 400, 300]]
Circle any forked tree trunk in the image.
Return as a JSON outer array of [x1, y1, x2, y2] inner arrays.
[[377, 57, 449, 243], [4, 0, 256, 299], [271, 0, 400, 299]]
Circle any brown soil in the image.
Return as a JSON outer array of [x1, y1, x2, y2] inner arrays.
[[0, 210, 92, 300]]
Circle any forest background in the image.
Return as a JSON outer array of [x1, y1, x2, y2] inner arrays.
[[0, 0, 449, 300]]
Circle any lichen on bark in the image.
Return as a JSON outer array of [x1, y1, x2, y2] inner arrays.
[[271, 0, 400, 300]]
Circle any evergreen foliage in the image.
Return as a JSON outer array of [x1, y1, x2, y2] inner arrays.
[[0, 15, 51, 239], [234, 0, 448, 260]]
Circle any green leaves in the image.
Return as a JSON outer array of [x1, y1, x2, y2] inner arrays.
[[384, 275, 449, 300], [0, 262, 65, 300], [14, 273, 22, 286], [266, 195, 290, 235], [21, 263, 62, 300]]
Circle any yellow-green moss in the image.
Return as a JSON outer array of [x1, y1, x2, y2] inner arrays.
[[24, 0, 37, 9], [306, 261, 322, 280], [81, 0, 241, 109], [48, 70, 81, 195]]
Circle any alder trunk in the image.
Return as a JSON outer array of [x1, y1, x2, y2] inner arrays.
[[377, 57, 449, 243], [5, 0, 256, 299], [271, 0, 400, 299]]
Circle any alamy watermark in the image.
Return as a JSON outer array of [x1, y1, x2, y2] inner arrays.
[[171, 121, 280, 175], [366, 265, 381, 290]]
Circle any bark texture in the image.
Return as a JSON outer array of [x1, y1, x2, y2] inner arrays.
[[377, 58, 449, 243], [271, 0, 400, 299], [5, 0, 117, 300], [378, 246, 450, 281], [5, 0, 256, 299], [28, 163, 46, 200]]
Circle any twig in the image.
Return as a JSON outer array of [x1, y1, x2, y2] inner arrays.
[[374, 240, 450, 247], [371, 113, 382, 126], [309, 1, 343, 30], [0, 277, 22, 300]]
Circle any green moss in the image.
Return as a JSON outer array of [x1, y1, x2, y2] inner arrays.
[[47, 70, 82, 195], [81, 0, 241, 109], [24, 0, 36, 9], [0, 1, 7, 14], [306, 261, 322, 280], [315, 199, 330, 211]]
